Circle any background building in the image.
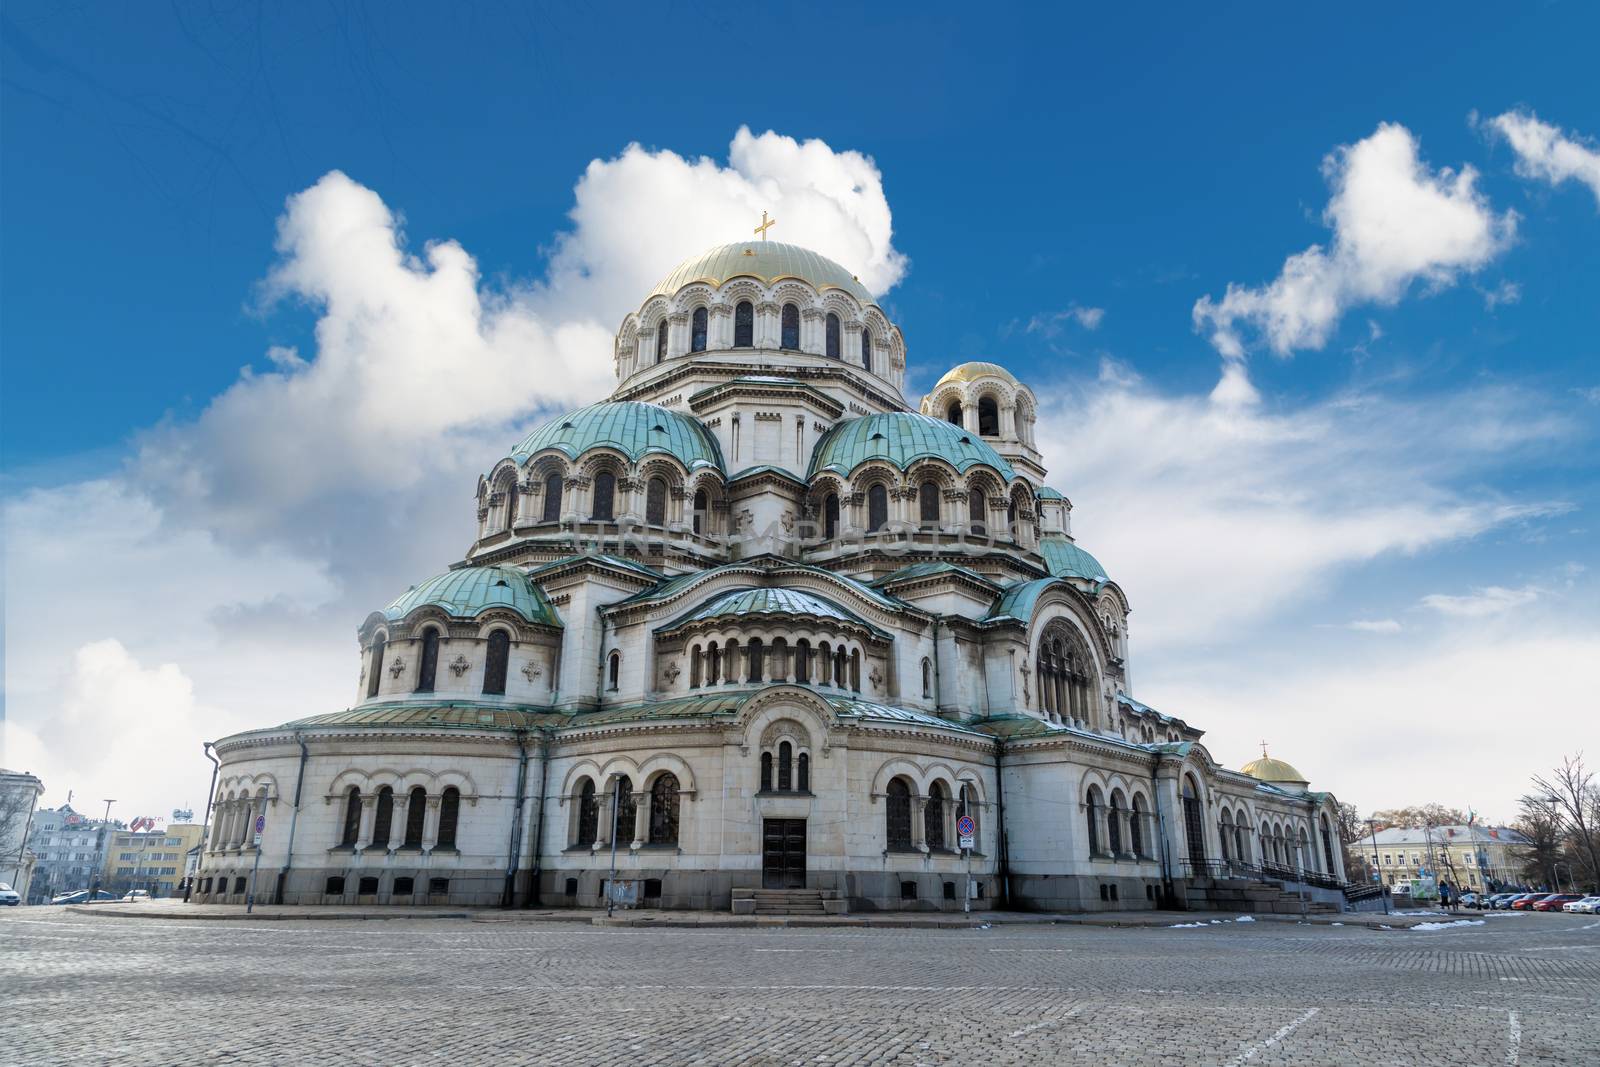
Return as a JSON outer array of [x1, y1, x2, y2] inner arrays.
[[2, 768, 47, 901], [101, 823, 207, 897], [22, 805, 122, 903], [1360, 824, 1529, 895]]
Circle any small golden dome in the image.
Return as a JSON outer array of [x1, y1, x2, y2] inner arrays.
[[934, 361, 1018, 389], [1241, 752, 1309, 788]]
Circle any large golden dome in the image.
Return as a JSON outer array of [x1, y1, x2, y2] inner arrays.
[[1241, 752, 1309, 789]]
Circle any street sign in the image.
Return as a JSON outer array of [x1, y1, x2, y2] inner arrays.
[[957, 815, 975, 849], [254, 814, 266, 834]]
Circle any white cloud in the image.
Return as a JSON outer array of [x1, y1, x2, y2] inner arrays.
[[3, 128, 907, 816], [1194, 123, 1516, 362], [1480, 279, 1521, 309], [1035, 366, 1574, 650], [1419, 584, 1541, 618], [1345, 619, 1402, 633], [1487, 109, 1600, 207], [1025, 304, 1105, 337]]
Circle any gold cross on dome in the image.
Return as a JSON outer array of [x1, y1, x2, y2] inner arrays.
[[754, 210, 777, 241], [1260, 740, 1269, 758]]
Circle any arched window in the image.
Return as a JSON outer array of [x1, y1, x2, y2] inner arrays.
[[542, 473, 563, 522], [689, 645, 703, 688], [1131, 795, 1147, 858], [781, 303, 800, 350], [918, 481, 940, 527], [957, 784, 979, 850], [655, 322, 668, 363], [885, 778, 913, 850], [825, 313, 841, 359], [438, 787, 460, 849], [504, 481, 519, 530], [483, 630, 510, 695], [415, 628, 440, 693], [850, 648, 860, 692], [577, 779, 598, 846], [1320, 815, 1337, 874], [340, 787, 361, 846], [797, 752, 809, 792], [372, 787, 394, 849], [707, 641, 720, 685], [793, 639, 810, 683], [834, 647, 847, 688], [968, 489, 986, 535], [614, 776, 636, 842], [978, 396, 1000, 436], [1086, 786, 1102, 855], [692, 488, 708, 535], [645, 476, 667, 526], [1220, 810, 1235, 863], [403, 787, 426, 848], [648, 774, 679, 845], [822, 493, 839, 540], [921, 657, 932, 699], [867, 483, 888, 532], [690, 307, 708, 352], [746, 638, 764, 682], [860, 327, 873, 372], [1182, 775, 1206, 868], [591, 471, 615, 522], [760, 751, 773, 792], [733, 300, 754, 347], [770, 637, 789, 682], [723, 639, 740, 685], [946, 401, 962, 425], [366, 635, 385, 698], [926, 782, 947, 851], [778, 741, 793, 791], [607, 650, 620, 691], [1108, 790, 1125, 855]]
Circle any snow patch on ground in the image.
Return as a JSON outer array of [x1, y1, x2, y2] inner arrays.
[[1411, 919, 1485, 931], [1169, 922, 1207, 928], [1235, 915, 1255, 922]]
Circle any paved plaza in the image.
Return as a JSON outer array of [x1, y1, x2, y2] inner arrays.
[[2, 909, 1597, 1066]]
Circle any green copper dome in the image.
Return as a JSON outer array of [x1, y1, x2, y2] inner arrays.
[[383, 566, 561, 626], [809, 412, 1017, 480], [1038, 536, 1109, 583], [646, 241, 874, 305], [664, 586, 883, 636], [511, 402, 723, 472]]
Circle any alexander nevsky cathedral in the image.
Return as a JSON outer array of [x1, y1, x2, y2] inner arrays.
[[197, 233, 1349, 914]]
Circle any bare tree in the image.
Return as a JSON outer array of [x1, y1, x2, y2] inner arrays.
[[1369, 804, 1469, 830], [1513, 793, 1564, 890], [1530, 754, 1599, 890]]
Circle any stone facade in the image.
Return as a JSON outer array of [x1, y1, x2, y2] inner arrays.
[[196, 240, 1347, 912]]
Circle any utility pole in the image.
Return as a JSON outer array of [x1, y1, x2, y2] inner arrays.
[[1366, 819, 1389, 916], [89, 799, 115, 898], [606, 777, 622, 918]]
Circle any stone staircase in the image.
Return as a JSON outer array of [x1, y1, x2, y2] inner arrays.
[[731, 888, 847, 916], [1185, 876, 1340, 916]]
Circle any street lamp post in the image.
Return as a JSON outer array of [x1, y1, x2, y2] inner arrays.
[[88, 800, 115, 898], [1366, 819, 1389, 915]]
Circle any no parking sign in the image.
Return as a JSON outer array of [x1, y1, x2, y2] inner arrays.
[[957, 814, 976, 850]]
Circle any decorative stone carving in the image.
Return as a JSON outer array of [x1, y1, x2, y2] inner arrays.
[[521, 660, 543, 683], [448, 654, 471, 677], [868, 665, 884, 690], [388, 657, 406, 679], [1018, 661, 1031, 703], [663, 661, 681, 684]]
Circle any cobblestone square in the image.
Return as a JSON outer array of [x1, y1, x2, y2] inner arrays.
[[3, 910, 1597, 1066]]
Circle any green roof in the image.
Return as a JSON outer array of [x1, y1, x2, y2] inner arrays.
[[665, 587, 885, 636], [280, 703, 568, 732], [1037, 536, 1109, 583], [871, 561, 999, 590], [620, 559, 908, 613], [526, 553, 664, 581], [826, 698, 990, 737], [510, 401, 723, 472], [1037, 486, 1066, 500], [383, 566, 561, 626], [645, 242, 874, 305], [808, 412, 1017, 480], [985, 577, 1061, 624]]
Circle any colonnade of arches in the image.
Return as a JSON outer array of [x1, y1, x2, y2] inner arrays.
[[207, 785, 271, 852], [335, 784, 463, 853], [480, 454, 727, 543], [567, 771, 683, 851], [1082, 783, 1154, 861], [805, 466, 1034, 545], [883, 776, 983, 854], [686, 636, 864, 692]]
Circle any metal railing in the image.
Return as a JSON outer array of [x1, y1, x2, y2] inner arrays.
[[1178, 858, 1378, 899]]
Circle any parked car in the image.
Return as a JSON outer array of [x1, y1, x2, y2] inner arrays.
[[48, 890, 116, 905], [1533, 894, 1583, 912], [1512, 893, 1554, 910], [120, 889, 151, 902], [1457, 891, 1481, 909], [1487, 893, 1518, 909], [0, 882, 20, 906], [1561, 896, 1600, 913]]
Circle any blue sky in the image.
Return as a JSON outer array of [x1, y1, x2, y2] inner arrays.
[[3, 3, 1597, 824]]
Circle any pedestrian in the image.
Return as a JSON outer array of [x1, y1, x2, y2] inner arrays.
[[1439, 882, 1452, 912]]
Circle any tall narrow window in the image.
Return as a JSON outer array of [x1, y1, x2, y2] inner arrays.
[[1086, 787, 1101, 855], [690, 307, 708, 352], [850, 649, 860, 692], [860, 328, 873, 372], [340, 787, 362, 846], [648, 774, 679, 845], [415, 628, 440, 693], [760, 752, 773, 792], [778, 741, 792, 791], [794, 640, 810, 683], [689, 645, 702, 688], [926, 783, 947, 851], [542, 473, 563, 522], [655, 323, 668, 363], [781, 303, 800, 349], [607, 651, 620, 691], [614, 777, 636, 842], [591, 471, 615, 521], [746, 638, 763, 682], [504, 481, 518, 530], [1131, 796, 1147, 858], [921, 658, 932, 699], [918, 481, 940, 527], [946, 401, 962, 425], [1108, 790, 1125, 855], [372, 787, 394, 849], [825, 313, 841, 359], [692, 488, 707, 535], [577, 779, 598, 845], [886, 778, 912, 850], [723, 640, 739, 684], [645, 476, 667, 526], [823, 493, 839, 539], [797, 752, 809, 792], [437, 787, 460, 850], [867, 483, 888, 532], [968, 490, 987, 535], [367, 636, 385, 698], [733, 300, 754, 347], [403, 787, 426, 848], [978, 396, 1000, 436], [482, 630, 510, 695], [707, 642, 720, 685]]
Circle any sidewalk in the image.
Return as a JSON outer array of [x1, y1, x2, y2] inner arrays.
[[63, 897, 1442, 930]]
